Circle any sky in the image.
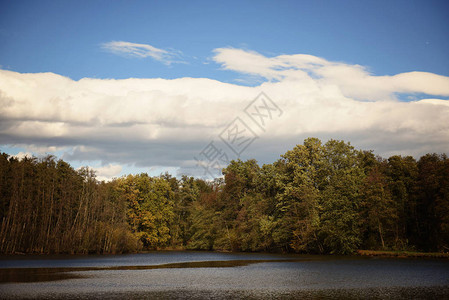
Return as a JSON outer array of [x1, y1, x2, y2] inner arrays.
[[1, 0, 449, 180]]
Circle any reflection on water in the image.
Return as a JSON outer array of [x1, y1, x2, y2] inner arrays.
[[0, 251, 448, 299], [0, 267, 84, 283], [0, 258, 304, 283]]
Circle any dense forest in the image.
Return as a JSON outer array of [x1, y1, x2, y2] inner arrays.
[[1, 138, 448, 255]]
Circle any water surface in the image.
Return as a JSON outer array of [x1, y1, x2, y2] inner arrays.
[[1, 251, 448, 299]]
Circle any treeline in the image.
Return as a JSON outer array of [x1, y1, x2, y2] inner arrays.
[[0, 138, 448, 254], [0, 154, 140, 254]]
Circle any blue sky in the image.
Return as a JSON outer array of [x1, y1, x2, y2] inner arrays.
[[2, 0, 448, 80], [1, 0, 449, 180]]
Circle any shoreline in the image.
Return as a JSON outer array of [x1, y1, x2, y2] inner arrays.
[[1, 249, 449, 259], [356, 249, 449, 259]]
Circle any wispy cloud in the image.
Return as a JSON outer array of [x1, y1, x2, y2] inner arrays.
[[102, 41, 185, 65]]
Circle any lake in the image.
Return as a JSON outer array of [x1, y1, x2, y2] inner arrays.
[[1, 251, 448, 299]]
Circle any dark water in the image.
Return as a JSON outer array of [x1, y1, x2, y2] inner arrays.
[[0, 251, 448, 299]]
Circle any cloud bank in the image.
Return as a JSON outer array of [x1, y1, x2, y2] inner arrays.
[[1, 48, 449, 178]]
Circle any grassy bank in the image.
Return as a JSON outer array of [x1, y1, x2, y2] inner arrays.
[[357, 250, 449, 258]]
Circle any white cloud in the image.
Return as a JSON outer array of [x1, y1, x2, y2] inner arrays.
[[91, 164, 123, 182], [102, 41, 185, 65], [11, 151, 33, 161], [1, 48, 449, 177], [213, 47, 449, 101]]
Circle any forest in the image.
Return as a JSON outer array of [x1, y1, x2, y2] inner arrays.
[[0, 138, 448, 255]]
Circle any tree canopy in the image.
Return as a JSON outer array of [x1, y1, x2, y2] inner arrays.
[[1, 138, 448, 254]]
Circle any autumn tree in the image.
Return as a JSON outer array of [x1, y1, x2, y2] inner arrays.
[[117, 174, 174, 249]]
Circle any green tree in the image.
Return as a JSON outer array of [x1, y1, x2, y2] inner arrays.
[[386, 155, 418, 249], [318, 140, 365, 254], [274, 138, 323, 253], [361, 163, 396, 249], [414, 154, 449, 251]]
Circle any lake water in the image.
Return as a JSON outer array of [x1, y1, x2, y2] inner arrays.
[[1, 251, 448, 299]]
